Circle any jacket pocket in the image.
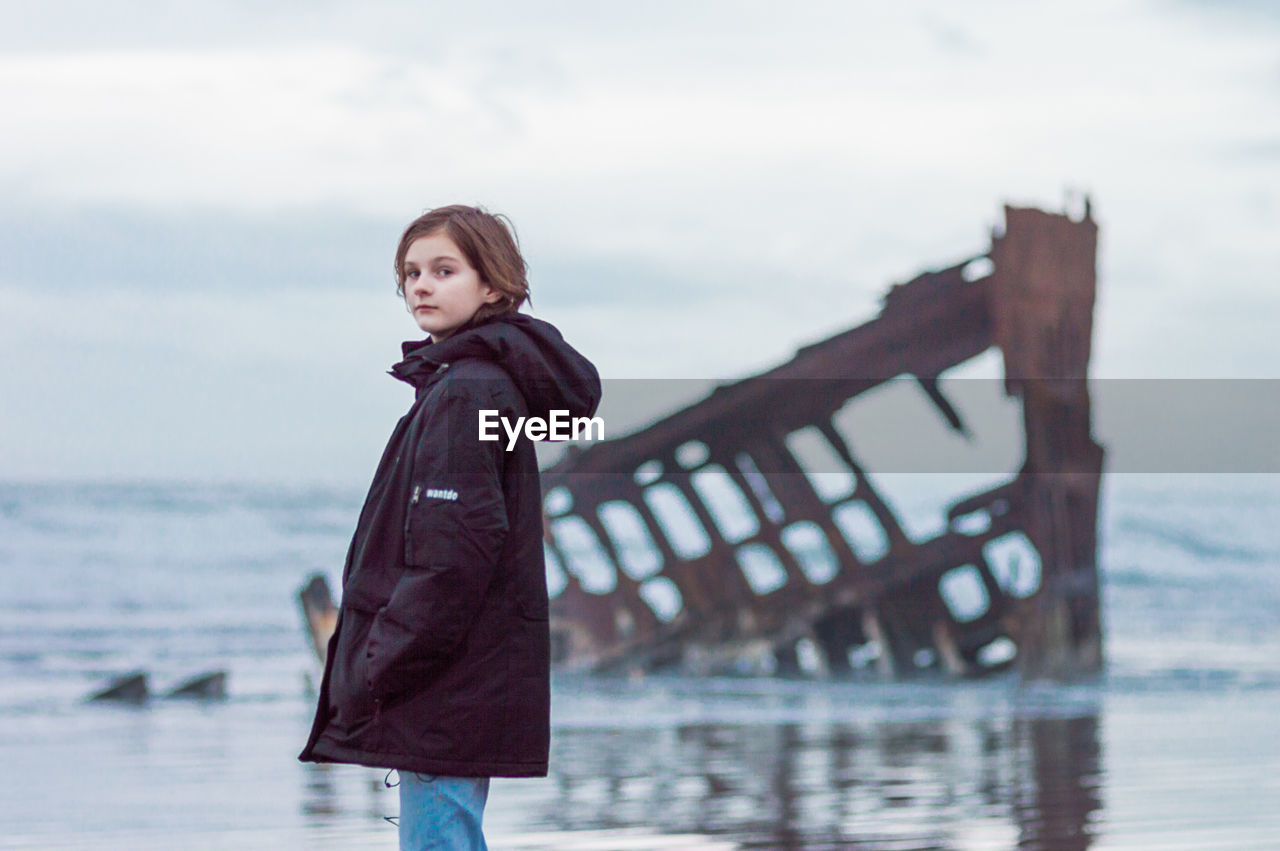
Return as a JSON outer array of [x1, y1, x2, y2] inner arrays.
[[325, 607, 380, 746], [403, 478, 509, 570], [342, 571, 394, 615]]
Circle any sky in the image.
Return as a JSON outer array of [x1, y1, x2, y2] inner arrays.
[[1, 0, 1278, 483]]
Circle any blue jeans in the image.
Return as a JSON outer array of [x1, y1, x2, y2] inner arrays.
[[397, 771, 490, 851]]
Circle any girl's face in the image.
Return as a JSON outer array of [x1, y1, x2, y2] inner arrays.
[[403, 231, 501, 341]]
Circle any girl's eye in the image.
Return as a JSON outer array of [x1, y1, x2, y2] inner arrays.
[[407, 270, 420, 279], [435, 268, 452, 277]]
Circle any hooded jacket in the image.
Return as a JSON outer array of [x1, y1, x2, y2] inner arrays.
[[298, 312, 600, 777]]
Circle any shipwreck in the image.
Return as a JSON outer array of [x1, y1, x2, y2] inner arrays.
[[538, 201, 1104, 681]]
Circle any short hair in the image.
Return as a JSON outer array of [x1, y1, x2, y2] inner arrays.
[[394, 205, 530, 323]]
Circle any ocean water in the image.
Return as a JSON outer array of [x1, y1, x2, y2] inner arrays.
[[0, 475, 1277, 849]]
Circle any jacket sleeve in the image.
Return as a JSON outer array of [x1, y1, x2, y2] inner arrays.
[[364, 380, 510, 702]]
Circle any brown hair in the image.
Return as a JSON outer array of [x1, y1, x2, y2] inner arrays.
[[394, 204, 529, 324]]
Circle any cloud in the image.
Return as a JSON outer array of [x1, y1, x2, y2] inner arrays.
[[0, 197, 397, 292], [918, 15, 987, 57], [1170, 0, 1280, 27], [1225, 139, 1280, 161]]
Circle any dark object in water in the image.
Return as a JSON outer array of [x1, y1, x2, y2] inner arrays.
[[165, 670, 228, 700], [89, 671, 149, 703], [540, 201, 1105, 682], [298, 573, 338, 665]]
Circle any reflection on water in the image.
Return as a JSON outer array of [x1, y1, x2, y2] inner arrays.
[[541, 715, 1100, 849], [302, 762, 340, 818], [1016, 717, 1101, 851], [300, 708, 1102, 849], [302, 760, 396, 829]]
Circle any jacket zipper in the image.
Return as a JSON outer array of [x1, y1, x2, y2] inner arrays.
[[410, 484, 422, 505]]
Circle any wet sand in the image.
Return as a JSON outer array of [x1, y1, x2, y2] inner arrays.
[[1, 676, 1278, 850]]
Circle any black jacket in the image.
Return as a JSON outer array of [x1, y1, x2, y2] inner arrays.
[[299, 312, 600, 777]]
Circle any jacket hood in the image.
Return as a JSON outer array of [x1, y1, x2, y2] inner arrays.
[[390, 312, 601, 420]]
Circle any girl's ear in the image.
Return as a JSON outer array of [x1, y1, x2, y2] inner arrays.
[[481, 283, 503, 305]]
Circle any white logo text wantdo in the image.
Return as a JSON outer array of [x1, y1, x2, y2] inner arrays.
[[478, 410, 604, 450]]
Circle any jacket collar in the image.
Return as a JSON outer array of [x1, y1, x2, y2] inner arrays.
[[389, 313, 498, 386], [388, 311, 602, 421]]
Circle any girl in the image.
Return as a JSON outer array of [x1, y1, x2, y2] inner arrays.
[[299, 205, 601, 850]]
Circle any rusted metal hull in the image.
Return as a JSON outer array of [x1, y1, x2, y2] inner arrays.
[[542, 203, 1104, 681]]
